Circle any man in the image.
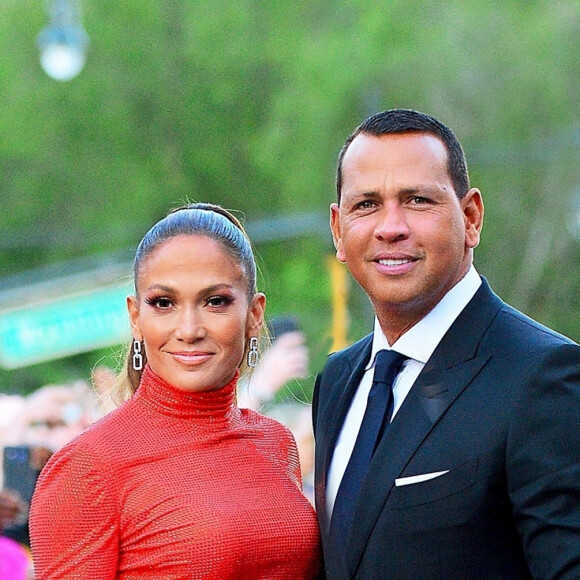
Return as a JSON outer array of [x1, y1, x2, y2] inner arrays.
[[313, 108, 580, 579]]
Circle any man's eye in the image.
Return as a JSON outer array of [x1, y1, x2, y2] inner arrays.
[[354, 200, 376, 210]]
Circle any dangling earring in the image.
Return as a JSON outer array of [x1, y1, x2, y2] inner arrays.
[[247, 337, 259, 368], [132, 339, 143, 371]]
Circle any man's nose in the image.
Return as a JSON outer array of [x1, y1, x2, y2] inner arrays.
[[374, 203, 409, 241]]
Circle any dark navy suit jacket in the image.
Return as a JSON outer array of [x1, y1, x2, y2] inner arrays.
[[313, 279, 580, 579]]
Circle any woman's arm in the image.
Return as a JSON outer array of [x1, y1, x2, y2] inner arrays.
[[29, 439, 120, 579]]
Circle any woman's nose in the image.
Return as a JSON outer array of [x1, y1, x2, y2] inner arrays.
[[175, 308, 205, 341]]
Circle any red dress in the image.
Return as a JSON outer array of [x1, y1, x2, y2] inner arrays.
[[30, 366, 321, 579]]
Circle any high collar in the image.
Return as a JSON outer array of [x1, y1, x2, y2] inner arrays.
[[133, 364, 239, 424]]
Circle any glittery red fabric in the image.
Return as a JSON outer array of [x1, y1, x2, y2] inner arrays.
[[30, 366, 321, 579]]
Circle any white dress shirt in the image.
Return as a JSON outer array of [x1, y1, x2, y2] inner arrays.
[[325, 266, 482, 521]]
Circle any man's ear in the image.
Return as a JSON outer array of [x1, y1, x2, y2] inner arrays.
[[462, 188, 484, 249], [127, 294, 142, 340], [330, 203, 346, 263]]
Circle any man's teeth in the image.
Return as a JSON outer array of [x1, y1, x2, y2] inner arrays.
[[378, 259, 410, 266]]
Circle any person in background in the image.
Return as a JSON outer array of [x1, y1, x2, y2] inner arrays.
[[238, 315, 309, 410], [1, 382, 100, 555], [0, 490, 32, 579], [0, 395, 26, 490], [30, 203, 321, 579], [313, 108, 580, 579], [15, 382, 100, 454], [267, 401, 315, 503], [0, 491, 25, 533], [238, 314, 314, 500]]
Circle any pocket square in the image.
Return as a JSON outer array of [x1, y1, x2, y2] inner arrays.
[[395, 470, 450, 487]]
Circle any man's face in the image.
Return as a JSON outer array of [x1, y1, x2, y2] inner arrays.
[[331, 132, 483, 337]]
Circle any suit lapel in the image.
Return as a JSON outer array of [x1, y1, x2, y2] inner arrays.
[[344, 279, 503, 574], [316, 337, 372, 535], [321, 338, 372, 477]]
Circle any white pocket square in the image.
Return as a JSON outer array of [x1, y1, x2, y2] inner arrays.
[[395, 470, 450, 487]]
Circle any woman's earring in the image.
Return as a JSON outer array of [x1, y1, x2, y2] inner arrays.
[[247, 337, 259, 368], [132, 339, 143, 371]]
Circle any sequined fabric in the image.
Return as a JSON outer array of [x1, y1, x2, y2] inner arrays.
[[30, 365, 321, 579]]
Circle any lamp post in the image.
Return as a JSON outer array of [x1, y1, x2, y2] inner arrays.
[[37, 0, 89, 81], [572, 190, 580, 241]]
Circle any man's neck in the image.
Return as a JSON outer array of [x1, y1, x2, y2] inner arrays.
[[373, 265, 481, 347]]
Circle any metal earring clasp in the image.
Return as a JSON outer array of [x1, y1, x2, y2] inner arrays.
[[132, 339, 143, 371], [247, 337, 259, 368]]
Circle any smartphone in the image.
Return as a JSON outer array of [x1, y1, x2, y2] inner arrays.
[[3, 446, 41, 505], [2, 445, 41, 544], [268, 315, 301, 341]]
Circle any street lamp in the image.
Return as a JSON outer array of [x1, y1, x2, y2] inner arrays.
[[568, 187, 580, 242], [573, 200, 580, 242], [37, 0, 89, 81]]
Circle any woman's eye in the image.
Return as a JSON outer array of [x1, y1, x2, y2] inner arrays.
[[145, 296, 172, 309], [207, 296, 232, 308]]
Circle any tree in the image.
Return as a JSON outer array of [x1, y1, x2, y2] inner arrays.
[[1, 0, 580, 393]]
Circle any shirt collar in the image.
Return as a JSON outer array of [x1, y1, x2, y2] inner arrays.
[[369, 266, 481, 368]]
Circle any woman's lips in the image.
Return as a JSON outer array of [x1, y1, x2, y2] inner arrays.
[[170, 352, 212, 365]]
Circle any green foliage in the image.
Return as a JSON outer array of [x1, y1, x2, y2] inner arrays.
[[2, 0, 580, 394]]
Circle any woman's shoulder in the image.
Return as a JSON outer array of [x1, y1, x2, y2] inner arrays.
[[238, 406, 287, 427], [237, 407, 296, 441], [42, 399, 141, 472]]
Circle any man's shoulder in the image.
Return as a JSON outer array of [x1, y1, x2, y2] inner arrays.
[[494, 302, 578, 349], [469, 278, 577, 348], [321, 333, 373, 375]]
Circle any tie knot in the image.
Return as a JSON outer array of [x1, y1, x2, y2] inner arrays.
[[373, 350, 408, 386]]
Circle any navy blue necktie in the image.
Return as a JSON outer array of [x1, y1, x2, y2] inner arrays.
[[329, 349, 408, 548]]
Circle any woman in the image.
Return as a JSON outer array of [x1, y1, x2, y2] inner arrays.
[[29, 203, 322, 579]]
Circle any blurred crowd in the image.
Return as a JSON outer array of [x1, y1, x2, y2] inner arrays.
[[0, 380, 101, 579], [0, 316, 315, 579], [238, 319, 315, 499]]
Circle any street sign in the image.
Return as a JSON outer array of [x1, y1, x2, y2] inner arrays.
[[0, 282, 133, 369], [0, 212, 331, 371]]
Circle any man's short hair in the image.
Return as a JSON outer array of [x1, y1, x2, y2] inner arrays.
[[336, 109, 470, 202]]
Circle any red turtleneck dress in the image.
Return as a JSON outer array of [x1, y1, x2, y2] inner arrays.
[[30, 366, 321, 579]]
